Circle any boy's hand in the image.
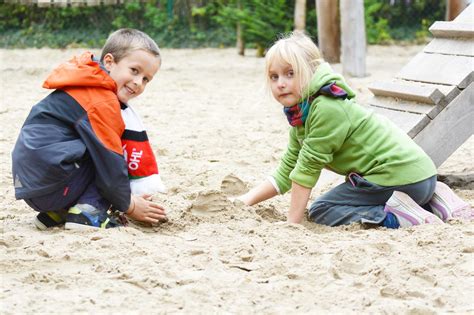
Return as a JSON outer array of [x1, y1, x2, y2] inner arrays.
[[126, 194, 167, 224]]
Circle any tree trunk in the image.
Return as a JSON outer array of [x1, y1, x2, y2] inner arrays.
[[316, 0, 340, 63], [446, 0, 469, 21], [294, 0, 307, 31], [339, 0, 366, 77]]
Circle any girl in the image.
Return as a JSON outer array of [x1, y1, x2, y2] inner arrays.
[[236, 32, 471, 228]]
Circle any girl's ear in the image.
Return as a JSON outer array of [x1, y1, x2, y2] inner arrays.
[[102, 53, 115, 71]]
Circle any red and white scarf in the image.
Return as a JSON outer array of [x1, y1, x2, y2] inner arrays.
[[121, 105, 166, 195]]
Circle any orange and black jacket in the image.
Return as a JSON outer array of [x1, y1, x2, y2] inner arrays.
[[12, 52, 131, 212]]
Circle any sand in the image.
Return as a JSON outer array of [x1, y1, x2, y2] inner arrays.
[[0, 46, 473, 314]]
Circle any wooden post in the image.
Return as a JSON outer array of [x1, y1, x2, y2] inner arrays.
[[294, 0, 307, 31], [236, 0, 245, 56], [316, 0, 340, 63], [236, 23, 245, 56], [446, 0, 469, 21], [339, 0, 366, 77]]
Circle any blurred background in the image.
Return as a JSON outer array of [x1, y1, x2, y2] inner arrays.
[[0, 0, 469, 52]]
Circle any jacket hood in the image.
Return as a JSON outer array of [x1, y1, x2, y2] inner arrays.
[[303, 62, 356, 99], [43, 52, 117, 92]]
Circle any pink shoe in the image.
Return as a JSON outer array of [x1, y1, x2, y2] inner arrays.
[[385, 191, 444, 228], [429, 181, 473, 221]]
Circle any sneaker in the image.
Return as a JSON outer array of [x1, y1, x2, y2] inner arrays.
[[429, 181, 472, 221], [384, 191, 444, 228], [65, 204, 122, 230], [34, 210, 67, 230]]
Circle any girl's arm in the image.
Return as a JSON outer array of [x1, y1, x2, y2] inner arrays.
[[238, 179, 278, 206], [287, 181, 312, 223]]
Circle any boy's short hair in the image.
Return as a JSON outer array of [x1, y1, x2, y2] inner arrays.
[[100, 28, 161, 63], [265, 31, 324, 98]]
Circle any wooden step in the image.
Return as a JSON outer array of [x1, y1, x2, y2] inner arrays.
[[397, 52, 474, 88], [365, 103, 430, 138], [424, 38, 474, 57], [369, 80, 445, 104], [429, 21, 474, 38], [368, 95, 442, 120]]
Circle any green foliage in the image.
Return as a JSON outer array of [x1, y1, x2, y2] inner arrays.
[[0, 0, 447, 49], [364, 0, 445, 42], [364, 0, 392, 44]]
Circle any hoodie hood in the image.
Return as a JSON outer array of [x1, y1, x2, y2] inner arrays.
[[302, 62, 356, 100], [43, 52, 117, 92]]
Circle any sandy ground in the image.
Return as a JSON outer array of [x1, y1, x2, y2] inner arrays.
[[0, 46, 473, 314]]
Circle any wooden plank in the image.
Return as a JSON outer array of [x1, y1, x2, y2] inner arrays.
[[454, 3, 473, 23], [369, 79, 460, 105], [369, 96, 442, 120], [365, 103, 430, 138], [429, 21, 474, 38], [424, 38, 474, 57], [413, 83, 474, 167], [369, 80, 445, 104], [397, 52, 474, 88]]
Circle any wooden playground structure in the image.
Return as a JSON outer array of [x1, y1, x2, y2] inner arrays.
[[367, 4, 473, 167]]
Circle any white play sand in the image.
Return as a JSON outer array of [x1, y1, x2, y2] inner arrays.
[[1, 46, 472, 314]]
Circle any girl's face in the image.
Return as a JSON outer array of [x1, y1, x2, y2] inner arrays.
[[103, 50, 160, 104], [268, 61, 301, 107]]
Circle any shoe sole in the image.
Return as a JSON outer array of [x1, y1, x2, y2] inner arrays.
[[386, 191, 444, 227], [429, 182, 472, 221], [34, 213, 65, 230], [34, 217, 49, 230]]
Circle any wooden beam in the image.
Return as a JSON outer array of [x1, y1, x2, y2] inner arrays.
[[316, 0, 340, 63], [413, 82, 474, 167], [339, 0, 366, 77]]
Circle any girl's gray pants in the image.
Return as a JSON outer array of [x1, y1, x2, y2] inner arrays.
[[308, 173, 437, 226]]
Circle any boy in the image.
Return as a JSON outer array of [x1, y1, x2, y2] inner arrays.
[[12, 28, 167, 229]]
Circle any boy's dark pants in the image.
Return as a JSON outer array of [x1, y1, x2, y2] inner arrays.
[[308, 174, 437, 226], [24, 161, 110, 213]]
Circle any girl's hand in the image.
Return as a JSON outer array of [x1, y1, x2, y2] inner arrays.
[[126, 194, 167, 224]]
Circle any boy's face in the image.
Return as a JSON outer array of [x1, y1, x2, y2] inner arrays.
[[268, 61, 301, 107], [103, 50, 161, 104]]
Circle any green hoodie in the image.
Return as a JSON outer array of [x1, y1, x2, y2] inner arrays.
[[272, 63, 436, 194]]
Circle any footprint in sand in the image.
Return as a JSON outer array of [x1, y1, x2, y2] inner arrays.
[[220, 174, 248, 197], [190, 190, 233, 216]]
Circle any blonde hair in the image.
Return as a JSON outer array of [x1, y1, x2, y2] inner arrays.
[[265, 31, 324, 98], [100, 28, 161, 63]]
